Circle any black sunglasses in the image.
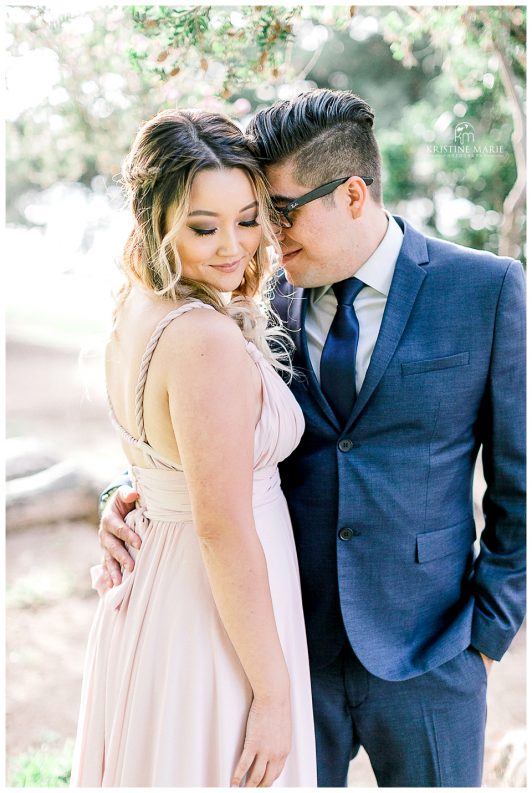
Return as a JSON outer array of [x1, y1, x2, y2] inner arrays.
[[271, 175, 374, 229]]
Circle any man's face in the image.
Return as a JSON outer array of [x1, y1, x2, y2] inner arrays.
[[265, 162, 362, 288]]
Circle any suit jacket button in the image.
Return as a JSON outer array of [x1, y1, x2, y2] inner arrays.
[[339, 527, 354, 541], [338, 439, 354, 452]]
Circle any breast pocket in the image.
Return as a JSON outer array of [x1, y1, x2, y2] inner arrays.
[[402, 352, 470, 376]]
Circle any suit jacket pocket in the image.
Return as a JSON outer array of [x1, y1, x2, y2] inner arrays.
[[416, 517, 476, 563], [402, 351, 470, 376]]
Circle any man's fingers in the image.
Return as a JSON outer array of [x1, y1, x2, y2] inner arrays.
[[116, 486, 139, 505], [114, 517, 141, 549], [100, 513, 140, 550], [107, 488, 141, 549], [103, 554, 122, 586], [480, 652, 494, 674], [100, 534, 135, 572]]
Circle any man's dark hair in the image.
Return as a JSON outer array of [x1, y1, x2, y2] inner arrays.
[[247, 88, 382, 203]]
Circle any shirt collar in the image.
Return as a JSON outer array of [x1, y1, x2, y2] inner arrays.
[[310, 213, 404, 305]]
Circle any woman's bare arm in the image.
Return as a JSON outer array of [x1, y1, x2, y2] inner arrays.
[[162, 309, 291, 787]]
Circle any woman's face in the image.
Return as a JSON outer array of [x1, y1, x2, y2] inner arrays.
[[172, 167, 263, 292]]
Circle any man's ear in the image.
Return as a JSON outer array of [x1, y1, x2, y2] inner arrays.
[[345, 176, 367, 219]]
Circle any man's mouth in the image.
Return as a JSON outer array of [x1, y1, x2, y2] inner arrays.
[[281, 249, 302, 264]]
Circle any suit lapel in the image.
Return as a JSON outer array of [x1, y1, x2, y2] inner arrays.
[[274, 275, 341, 430], [278, 282, 306, 359], [273, 218, 429, 432], [345, 217, 429, 428]]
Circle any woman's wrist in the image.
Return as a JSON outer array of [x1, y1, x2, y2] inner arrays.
[[252, 676, 290, 705]]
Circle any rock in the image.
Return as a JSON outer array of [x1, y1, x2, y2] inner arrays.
[[6, 437, 61, 481], [6, 461, 100, 532]]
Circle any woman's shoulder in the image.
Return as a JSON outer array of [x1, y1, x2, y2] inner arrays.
[[157, 302, 247, 366], [162, 301, 242, 341]]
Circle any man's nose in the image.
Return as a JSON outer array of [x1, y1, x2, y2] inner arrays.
[[273, 222, 288, 241]]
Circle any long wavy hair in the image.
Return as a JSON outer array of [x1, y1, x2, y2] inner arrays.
[[118, 108, 292, 372]]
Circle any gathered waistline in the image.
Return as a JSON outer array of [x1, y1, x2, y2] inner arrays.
[[90, 464, 285, 609], [130, 463, 283, 523]]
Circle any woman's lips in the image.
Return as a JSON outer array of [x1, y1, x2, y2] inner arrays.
[[210, 258, 243, 273]]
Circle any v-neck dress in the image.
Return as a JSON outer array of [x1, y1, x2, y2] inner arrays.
[[70, 300, 317, 787]]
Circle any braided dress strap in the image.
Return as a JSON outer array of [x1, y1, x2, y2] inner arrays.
[[107, 410, 181, 470], [135, 301, 216, 442], [107, 300, 216, 470]]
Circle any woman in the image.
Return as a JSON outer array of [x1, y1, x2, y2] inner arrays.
[[70, 109, 316, 787]]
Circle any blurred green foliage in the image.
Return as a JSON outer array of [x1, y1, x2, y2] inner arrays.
[[6, 7, 165, 221], [127, 5, 303, 94], [10, 741, 73, 787], [6, 5, 526, 260]]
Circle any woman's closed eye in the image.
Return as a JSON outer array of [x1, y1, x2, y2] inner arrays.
[[189, 227, 217, 236], [189, 218, 260, 237]]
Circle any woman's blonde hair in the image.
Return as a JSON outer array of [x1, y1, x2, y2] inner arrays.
[[119, 108, 292, 373]]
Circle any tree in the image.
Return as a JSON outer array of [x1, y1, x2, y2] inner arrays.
[[378, 6, 526, 257], [123, 4, 526, 260], [6, 5, 525, 262], [127, 5, 305, 96], [6, 7, 166, 223]]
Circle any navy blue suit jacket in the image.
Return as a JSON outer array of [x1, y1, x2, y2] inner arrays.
[[273, 216, 526, 680]]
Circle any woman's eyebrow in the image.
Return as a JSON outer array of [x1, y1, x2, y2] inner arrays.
[[188, 201, 258, 217]]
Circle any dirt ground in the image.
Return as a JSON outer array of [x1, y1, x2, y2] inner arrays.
[[6, 338, 527, 786]]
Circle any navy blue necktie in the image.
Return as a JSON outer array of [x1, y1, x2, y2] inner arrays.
[[320, 277, 365, 424]]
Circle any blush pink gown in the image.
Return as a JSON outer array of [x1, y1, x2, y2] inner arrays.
[[70, 301, 317, 787]]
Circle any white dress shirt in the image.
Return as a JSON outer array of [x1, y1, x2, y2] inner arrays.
[[305, 214, 404, 393]]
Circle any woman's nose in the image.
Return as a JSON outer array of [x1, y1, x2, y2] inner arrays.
[[217, 227, 240, 256]]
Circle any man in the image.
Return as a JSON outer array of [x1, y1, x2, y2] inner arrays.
[[99, 89, 525, 786]]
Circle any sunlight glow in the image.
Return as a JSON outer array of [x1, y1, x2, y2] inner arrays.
[[6, 49, 60, 120]]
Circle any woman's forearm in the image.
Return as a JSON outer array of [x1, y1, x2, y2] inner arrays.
[[164, 313, 289, 701], [196, 517, 290, 702]]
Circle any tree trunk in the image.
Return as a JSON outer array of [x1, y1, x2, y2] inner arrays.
[[495, 41, 526, 259]]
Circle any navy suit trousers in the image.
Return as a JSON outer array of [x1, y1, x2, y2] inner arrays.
[[311, 641, 487, 787]]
